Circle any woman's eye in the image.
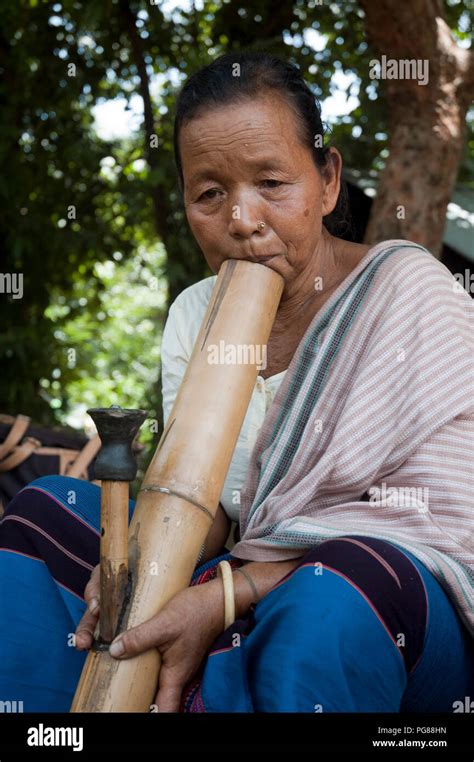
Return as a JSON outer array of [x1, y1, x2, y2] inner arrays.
[[198, 181, 283, 201], [199, 188, 221, 201], [260, 179, 284, 189]]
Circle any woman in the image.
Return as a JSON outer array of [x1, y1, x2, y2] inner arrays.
[[1, 52, 473, 713]]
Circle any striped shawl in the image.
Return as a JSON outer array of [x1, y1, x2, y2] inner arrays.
[[231, 239, 474, 636]]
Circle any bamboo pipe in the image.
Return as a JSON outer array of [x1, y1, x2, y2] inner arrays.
[[87, 407, 147, 644], [71, 259, 284, 712]]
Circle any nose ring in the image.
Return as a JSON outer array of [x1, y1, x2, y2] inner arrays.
[[257, 221, 266, 231]]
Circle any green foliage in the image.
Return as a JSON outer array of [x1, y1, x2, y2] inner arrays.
[[1, 0, 471, 450], [43, 242, 165, 431]]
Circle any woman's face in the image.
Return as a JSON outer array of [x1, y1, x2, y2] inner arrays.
[[179, 92, 342, 292]]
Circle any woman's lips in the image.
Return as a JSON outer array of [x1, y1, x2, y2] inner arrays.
[[227, 254, 282, 265]]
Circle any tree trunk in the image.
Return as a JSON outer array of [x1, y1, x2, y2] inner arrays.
[[359, 0, 473, 257], [118, 0, 170, 241]]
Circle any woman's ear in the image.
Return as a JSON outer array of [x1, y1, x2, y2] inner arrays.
[[321, 147, 343, 217]]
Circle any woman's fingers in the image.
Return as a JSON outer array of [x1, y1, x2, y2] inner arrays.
[[109, 610, 195, 712], [76, 564, 101, 650], [153, 679, 184, 713], [75, 607, 99, 650], [83, 564, 100, 613]]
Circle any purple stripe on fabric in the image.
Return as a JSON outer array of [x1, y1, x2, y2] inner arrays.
[[2, 516, 94, 571], [291, 562, 405, 658], [21, 486, 101, 537], [289, 536, 428, 673], [0, 488, 99, 599], [0, 548, 86, 603], [336, 536, 402, 589]]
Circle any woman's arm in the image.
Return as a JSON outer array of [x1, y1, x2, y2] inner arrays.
[[202, 502, 231, 563], [232, 558, 302, 619]]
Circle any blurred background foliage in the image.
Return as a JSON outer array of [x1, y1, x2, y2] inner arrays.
[[0, 0, 472, 453]]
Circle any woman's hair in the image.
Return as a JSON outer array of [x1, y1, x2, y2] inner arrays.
[[173, 50, 354, 239]]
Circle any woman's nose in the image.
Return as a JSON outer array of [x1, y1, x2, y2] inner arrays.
[[227, 193, 265, 239]]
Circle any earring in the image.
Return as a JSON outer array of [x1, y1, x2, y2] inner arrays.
[[257, 221, 266, 231]]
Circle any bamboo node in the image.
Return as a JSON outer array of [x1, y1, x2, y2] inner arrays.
[[138, 484, 214, 521]]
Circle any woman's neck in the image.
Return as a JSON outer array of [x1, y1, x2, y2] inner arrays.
[[259, 238, 371, 379], [272, 234, 347, 334]]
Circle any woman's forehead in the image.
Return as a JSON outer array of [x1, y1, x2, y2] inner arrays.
[[179, 97, 304, 176], [180, 95, 300, 145]]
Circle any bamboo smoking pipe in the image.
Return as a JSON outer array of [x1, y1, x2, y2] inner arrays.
[[87, 406, 147, 645], [71, 259, 284, 712]]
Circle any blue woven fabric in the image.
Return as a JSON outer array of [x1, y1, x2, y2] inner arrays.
[[0, 475, 473, 712]]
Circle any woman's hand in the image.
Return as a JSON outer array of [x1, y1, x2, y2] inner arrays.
[[107, 580, 225, 712], [74, 502, 229, 653], [75, 563, 100, 651], [74, 563, 226, 712]]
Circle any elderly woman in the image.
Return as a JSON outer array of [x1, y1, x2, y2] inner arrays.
[[1, 52, 473, 714]]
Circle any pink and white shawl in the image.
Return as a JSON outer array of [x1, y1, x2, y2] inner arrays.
[[231, 240, 474, 636]]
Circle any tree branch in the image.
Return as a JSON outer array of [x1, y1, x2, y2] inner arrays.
[[118, 0, 169, 239]]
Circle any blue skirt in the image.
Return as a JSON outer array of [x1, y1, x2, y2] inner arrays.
[[0, 476, 473, 712]]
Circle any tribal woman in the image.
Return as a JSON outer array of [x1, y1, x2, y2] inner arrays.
[[1, 52, 473, 712]]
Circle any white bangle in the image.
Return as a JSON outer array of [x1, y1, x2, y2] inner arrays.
[[217, 560, 235, 630]]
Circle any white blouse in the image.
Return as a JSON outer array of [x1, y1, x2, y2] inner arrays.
[[161, 275, 286, 522]]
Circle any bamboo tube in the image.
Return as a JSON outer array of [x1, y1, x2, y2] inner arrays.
[[71, 259, 284, 712], [99, 481, 130, 643]]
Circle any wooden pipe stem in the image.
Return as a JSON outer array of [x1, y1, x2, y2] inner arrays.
[[99, 480, 130, 643]]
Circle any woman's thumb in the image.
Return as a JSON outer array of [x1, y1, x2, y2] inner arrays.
[[109, 615, 168, 659]]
